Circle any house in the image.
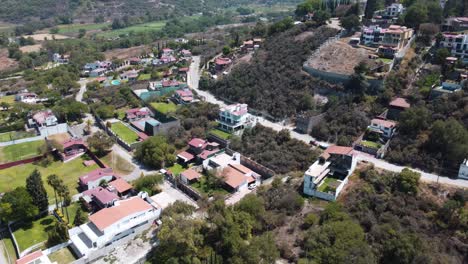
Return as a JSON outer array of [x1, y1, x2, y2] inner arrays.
[[15, 92, 38, 104], [361, 25, 414, 57], [108, 178, 133, 197], [202, 152, 260, 192], [173, 89, 194, 104], [160, 55, 177, 64], [440, 33, 468, 64], [129, 57, 141, 65], [30, 110, 58, 127], [162, 48, 174, 56], [303, 146, 356, 201], [120, 69, 139, 82], [177, 138, 222, 164], [53, 53, 69, 64], [130, 116, 180, 136], [218, 104, 256, 135], [89, 68, 106, 77], [16, 250, 56, 264], [180, 49, 192, 60], [241, 40, 254, 52], [387, 97, 410, 120], [125, 107, 151, 122], [442, 17, 468, 32], [79, 168, 117, 190], [180, 168, 202, 184], [458, 159, 468, 180], [369, 118, 397, 139], [82, 186, 119, 209], [431, 80, 463, 98], [214, 57, 232, 72], [380, 3, 405, 18], [68, 196, 160, 259], [61, 138, 87, 161]]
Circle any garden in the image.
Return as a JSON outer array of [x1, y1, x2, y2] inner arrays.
[[0, 140, 44, 163], [209, 129, 231, 140], [0, 130, 36, 142], [150, 102, 178, 114], [191, 173, 230, 197], [110, 121, 140, 144]]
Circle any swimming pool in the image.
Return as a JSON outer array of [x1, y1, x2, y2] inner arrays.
[[111, 80, 121, 86]]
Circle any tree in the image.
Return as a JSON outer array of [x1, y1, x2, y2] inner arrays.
[[340, 15, 360, 32], [47, 174, 60, 210], [133, 173, 164, 195], [86, 131, 114, 156], [364, 0, 384, 19], [0, 187, 38, 222], [46, 222, 69, 247], [73, 207, 86, 226], [26, 169, 48, 212], [428, 119, 468, 168], [78, 29, 86, 38], [396, 168, 420, 195], [434, 48, 450, 65], [222, 46, 232, 56], [404, 4, 428, 29], [313, 10, 331, 25], [398, 107, 431, 136], [135, 135, 176, 169]]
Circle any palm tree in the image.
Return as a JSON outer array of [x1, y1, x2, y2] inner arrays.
[[57, 183, 71, 223], [47, 174, 60, 210]]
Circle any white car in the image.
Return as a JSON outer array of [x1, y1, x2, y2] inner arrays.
[[248, 184, 257, 190]]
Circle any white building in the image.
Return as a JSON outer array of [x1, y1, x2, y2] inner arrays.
[[440, 33, 468, 64], [69, 196, 161, 259], [368, 118, 397, 139], [303, 146, 357, 201], [30, 110, 58, 127], [384, 3, 404, 17], [459, 159, 468, 180], [218, 104, 256, 135]]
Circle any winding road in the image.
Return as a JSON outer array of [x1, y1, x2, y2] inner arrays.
[[188, 56, 468, 189]]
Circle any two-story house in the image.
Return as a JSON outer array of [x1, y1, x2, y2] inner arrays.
[[459, 159, 468, 180], [69, 196, 161, 259], [369, 118, 397, 139], [79, 168, 118, 191], [30, 110, 58, 127], [125, 107, 151, 122], [177, 138, 222, 164], [217, 104, 256, 135], [361, 25, 414, 57], [303, 146, 356, 201], [439, 32, 468, 64]]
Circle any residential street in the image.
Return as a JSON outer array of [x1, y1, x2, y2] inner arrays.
[[188, 56, 468, 189]]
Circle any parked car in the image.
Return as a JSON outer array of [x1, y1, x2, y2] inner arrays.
[[248, 184, 257, 190]]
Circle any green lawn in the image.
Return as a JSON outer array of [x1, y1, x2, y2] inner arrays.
[[0, 157, 99, 203], [66, 202, 89, 226], [191, 176, 229, 197], [0, 95, 15, 104], [56, 22, 110, 34], [115, 108, 129, 120], [167, 163, 184, 176], [48, 247, 77, 264], [97, 21, 167, 38], [377, 58, 393, 64], [0, 237, 17, 263], [318, 177, 340, 193], [360, 140, 382, 149], [13, 215, 56, 252], [110, 122, 140, 144], [0, 140, 44, 163], [209, 129, 231, 140], [0, 131, 37, 142], [138, 74, 151, 81], [150, 102, 177, 114]]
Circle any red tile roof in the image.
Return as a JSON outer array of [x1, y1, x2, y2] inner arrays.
[[325, 145, 354, 156], [90, 187, 119, 205], [109, 178, 133, 193], [16, 250, 43, 264], [215, 57, 232, 66], [181, 169, 202, 181], [221, 167, 246, 189], [188, 138, 206, 148], [178, 151, 195, 161], [371, 118, 397, 128], [229, 163, 252, 175], [62, 138, 86, 149], [80, 168, 115, 185], [89, 197, 153, 231], [389, 97, 410, 108]]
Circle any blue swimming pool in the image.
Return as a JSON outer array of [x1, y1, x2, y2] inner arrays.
[[111, 80, 121, 86]]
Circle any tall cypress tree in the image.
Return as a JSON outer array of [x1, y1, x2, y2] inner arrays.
[[26, 169, 49, 212]]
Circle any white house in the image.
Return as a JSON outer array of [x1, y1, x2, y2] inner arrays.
[[384, 3, 404, 17], [368, 118, 397, 139], [218, 104, 256, 135], [30, 110, 58, 127], [459, 159, 468, 180], [440, 33, 468, 64], [68, 196, 161, 258], [15, 92, 39, 104], [303, 146, 357, 201]]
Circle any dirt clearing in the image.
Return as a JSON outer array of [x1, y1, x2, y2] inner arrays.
[[104, 45, 151, 60], [0, 49, 19, 72]]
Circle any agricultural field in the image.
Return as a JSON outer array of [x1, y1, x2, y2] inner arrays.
[[97, 21, 167, 38], [0, 156, 99, 202], [110, 122, 140, 144], [56, 22, 110, 34], [0, 140, 44, 163]]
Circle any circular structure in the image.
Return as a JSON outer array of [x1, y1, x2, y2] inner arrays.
[[111, 80, 121, 86]]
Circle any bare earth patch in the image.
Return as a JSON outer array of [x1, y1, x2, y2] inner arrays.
[[27, 33, 69, 41], [0, 49, 19, 72], [20, 44, 43, 53], [295, 31, 315, 42], [104, 45, 151, 60]]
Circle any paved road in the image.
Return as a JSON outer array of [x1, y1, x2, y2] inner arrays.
[[188, 56, 468, 189]]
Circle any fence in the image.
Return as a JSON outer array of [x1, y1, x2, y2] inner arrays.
[[42, 241, 71, 255], [0, 135, 44, 147], [0, 155, 44, 170]]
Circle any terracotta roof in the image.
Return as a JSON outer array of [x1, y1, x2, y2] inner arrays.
[[93, 187, 119, 204], [89, 197, 153, 231], [197, 149, 219, 160], [178, 151, 195, 161], [16, 250, 43, 264], [229, 163, 252, 174], [371, 118, 396, 128], [109, 178, 133, 193], [215, 57, 232, 66], [188, 138, 206, 148], [389, 97, 410, 108], [62, 138, 86, 149], [325, 145, 354, 156], [221, 167, 246, 189], [80, 168, 115, 185], [181, 169, 202, 181]]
